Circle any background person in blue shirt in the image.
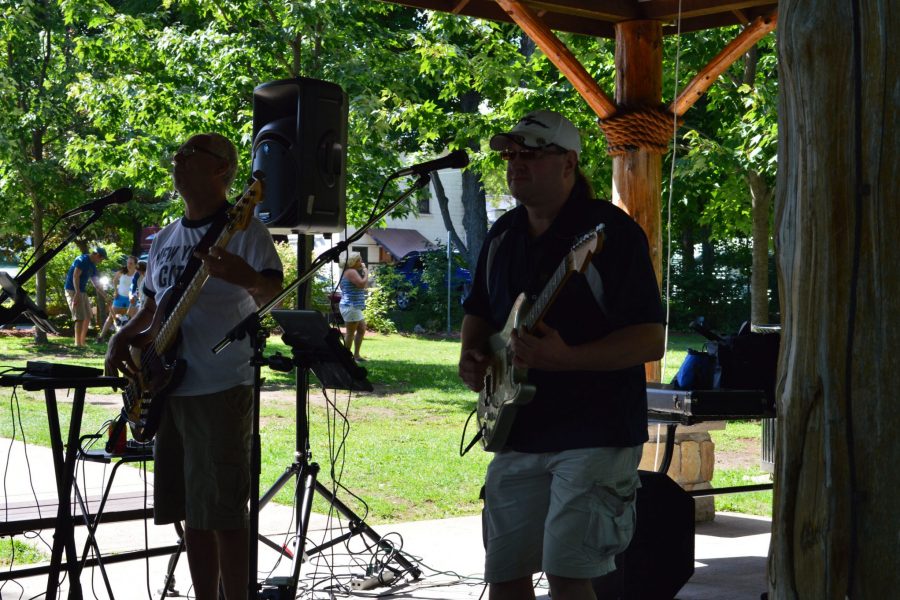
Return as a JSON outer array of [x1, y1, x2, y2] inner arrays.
[[64, 246, 108, 346]]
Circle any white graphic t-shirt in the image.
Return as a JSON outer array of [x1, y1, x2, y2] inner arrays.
[[144, 207, 282, 396]]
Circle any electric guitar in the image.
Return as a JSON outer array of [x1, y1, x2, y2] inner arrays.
[[477, 224, 605, 451], [122, 178, 265, 442]]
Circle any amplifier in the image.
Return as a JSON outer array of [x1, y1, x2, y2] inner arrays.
[[647, 383, 773, 422]]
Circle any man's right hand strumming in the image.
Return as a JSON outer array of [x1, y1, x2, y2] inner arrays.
[[105, 297, 155, 379]]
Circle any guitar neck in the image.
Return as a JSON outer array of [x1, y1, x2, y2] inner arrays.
[[522, 258, 573, 331]]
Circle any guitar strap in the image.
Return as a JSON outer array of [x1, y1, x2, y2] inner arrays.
[[169, 204, 231, 298]]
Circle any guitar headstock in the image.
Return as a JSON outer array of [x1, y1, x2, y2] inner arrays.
[[567, 223, 605, 273], [226, 175, 265, 232]]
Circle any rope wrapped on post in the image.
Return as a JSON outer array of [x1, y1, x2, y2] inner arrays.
[[599, 106, 681, 156]]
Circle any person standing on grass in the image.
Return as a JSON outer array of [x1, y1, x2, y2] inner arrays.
[[458, 110, 665, 600], [97, 254, 137, 341], [105, 133, 282, 600], [338, 251, 369, 361], [129, 259, 147, 316], [64, 246, 108, 347]]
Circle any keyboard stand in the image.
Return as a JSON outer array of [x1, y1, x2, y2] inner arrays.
[[0, 372, 125, 600], [74, 434, 156, 599]]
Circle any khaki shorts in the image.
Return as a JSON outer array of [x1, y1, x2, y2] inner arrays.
[[153, 385, 253, 530], [65, 289, 92, 321], [483, 446, 642, 582]]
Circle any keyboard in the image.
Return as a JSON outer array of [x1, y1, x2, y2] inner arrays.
[[25, 361, 103, 378]]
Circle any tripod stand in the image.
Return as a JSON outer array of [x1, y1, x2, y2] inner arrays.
[[251, 310, 419, 599], [224, 308, 420, 600]]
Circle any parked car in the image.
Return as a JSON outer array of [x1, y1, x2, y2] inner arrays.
[[393, 250, 472, 310]]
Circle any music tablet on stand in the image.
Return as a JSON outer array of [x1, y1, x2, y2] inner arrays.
[[272, 309, 373, 392]]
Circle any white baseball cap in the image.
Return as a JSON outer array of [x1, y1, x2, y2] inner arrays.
[[489, 110, 581, 158]]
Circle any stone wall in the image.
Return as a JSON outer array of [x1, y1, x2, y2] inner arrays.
[[639, 422, 724, 521]]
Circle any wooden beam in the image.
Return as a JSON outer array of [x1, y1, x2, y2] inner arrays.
[[668, 9, 777, 116], [450, 0, 472, 13], [494, 0, 617, 119]]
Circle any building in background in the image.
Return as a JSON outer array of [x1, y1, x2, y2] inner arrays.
[[314, 169, 513, 274]]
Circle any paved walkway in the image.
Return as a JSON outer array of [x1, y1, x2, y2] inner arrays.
[[1, 438, 770, 599]]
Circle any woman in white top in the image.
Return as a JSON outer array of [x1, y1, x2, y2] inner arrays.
[[98, 255, 137, 341]]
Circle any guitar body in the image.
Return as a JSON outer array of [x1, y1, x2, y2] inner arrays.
[[477, 293, 537, 451], [472, 224, 606, 452], [123, 287, 187, 441]]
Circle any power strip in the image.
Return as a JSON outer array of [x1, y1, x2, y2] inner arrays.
[[350, 571, 397, 591]]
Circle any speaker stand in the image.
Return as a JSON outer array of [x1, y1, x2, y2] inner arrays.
[[250, 314, 420, 600]]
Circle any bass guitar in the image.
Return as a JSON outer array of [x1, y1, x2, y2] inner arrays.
[[122, 178, 264, 442], [477, 224, 605, 451]]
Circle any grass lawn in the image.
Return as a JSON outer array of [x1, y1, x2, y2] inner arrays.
[[0, 329, 769, 530]]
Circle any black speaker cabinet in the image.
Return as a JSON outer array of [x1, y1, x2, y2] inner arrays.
[[593, 470, 695, 600], [251, 78, 347, 233]]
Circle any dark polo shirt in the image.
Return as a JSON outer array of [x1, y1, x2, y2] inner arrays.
[[463, 180, 664, 452]]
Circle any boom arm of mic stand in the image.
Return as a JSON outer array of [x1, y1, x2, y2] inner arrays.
[[0, 210, 105, 333], [212, 173, 432, 355]]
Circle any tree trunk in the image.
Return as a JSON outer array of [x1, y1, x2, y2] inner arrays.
[[430, 171, 468, 255], [30, 129, 48, 344], [32, 201, 48, 345], [460, 167, 488, 270], [458, 90, 488, 269], [771, 1, 899, 597], [747, 169, 772, 325]]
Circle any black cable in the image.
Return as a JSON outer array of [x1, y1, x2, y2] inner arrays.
[[459, 407, 483, 456], [142, 461, 153, 600]]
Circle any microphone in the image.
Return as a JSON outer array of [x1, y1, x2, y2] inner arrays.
[[394, 150, 469, 177], [61, 188, 133, 218]]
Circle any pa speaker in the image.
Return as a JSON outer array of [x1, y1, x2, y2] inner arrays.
[[593, 470, 695, 599], [251, 77, 347, 233]]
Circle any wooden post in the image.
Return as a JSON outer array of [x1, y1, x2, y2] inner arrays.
[[612, 20, 663, 383], [771, 0, 899, 597]]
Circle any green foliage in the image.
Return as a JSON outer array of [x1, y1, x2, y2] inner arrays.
[[414, 247, 468, 331], [369, 246, 468, 333], [664, 239, 779, 332], [0, 537, 47, 567], [0, 0, 780, 335], [272, 240, 298, 285], [362, 286, 398, 334], [364, 267, 403, 334]]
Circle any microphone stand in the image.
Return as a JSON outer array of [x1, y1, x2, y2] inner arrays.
[[213, 174, 431, 600], [214, 173, 432, 343], [1, 209, 108, 334]]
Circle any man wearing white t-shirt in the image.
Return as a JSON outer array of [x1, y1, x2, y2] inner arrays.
[[106, 133, 283, 600]]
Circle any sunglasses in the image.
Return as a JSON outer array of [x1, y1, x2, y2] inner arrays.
[[175, 144, 227, 161], [498, 146, 568, 161]]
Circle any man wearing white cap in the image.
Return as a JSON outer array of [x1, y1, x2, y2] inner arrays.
[[459, 110, 665, 599]]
